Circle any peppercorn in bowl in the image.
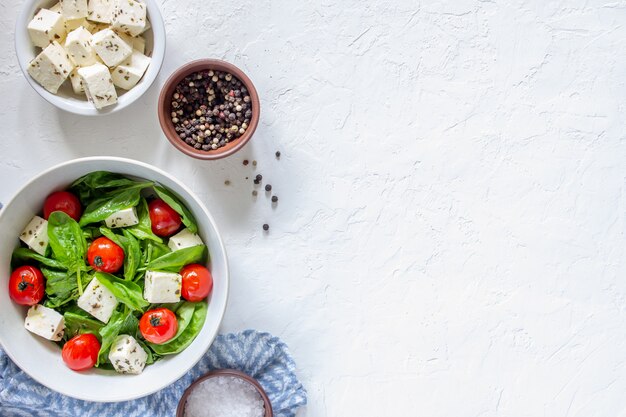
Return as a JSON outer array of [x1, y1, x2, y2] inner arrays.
[[15, 0, 165, 115], [158, 59, 260, 160]]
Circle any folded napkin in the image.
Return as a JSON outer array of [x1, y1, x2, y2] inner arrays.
[[0, 330, 307, 417]]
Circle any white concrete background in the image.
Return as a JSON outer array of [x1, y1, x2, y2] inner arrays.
[[1, 0, 626, 415]]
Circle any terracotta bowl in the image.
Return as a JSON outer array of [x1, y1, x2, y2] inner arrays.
[[176, 369, 273, 417], [158, 59, 260, 160]]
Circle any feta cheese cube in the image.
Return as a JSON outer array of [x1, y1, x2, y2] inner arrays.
[[50, 2, 62, 13], [104, 207, 139, 228], [90, 28, 132, 67], [27, 41, 74, 94], [60, 0, 88, 19], [65, 27, 97, 66], [64, 17, 94, 32], [87, 0, 113, 23], [144, 270, 182, 303], [24, 304, 65, 341], [111, 50, 150, 90], [108, 335, 148, 374], [167, 228, 204, 252], [68, 67, 84, 93], [77, 276, 119, 323], [27, 9, 66, 48], [111, 0, 146, 36], [133, 35, 145, 53], [19, 215, 49, 256], [78, 63, 117, 109]]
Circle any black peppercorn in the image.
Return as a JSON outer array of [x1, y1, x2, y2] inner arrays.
[[243, 159, 249, 166], [265, 184, 272, 192], [272, 196, 278, 203], [275, 151, 281, 158], [263, 224, 269, 231]]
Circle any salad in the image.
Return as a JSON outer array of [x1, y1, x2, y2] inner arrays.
[[9, 171, 213, 375]]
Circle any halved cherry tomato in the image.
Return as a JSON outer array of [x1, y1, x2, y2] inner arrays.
[[62, 333, 100, 371], [148, 199, 182, 237], [8, 265, 45, 305], [139, 308, 178, 344], [43, 191, 82, 221], [87, 237, 124, 273], [180, 264, 213, 302]]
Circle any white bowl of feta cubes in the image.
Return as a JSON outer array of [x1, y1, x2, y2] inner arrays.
[[0, 157, 229, 402], [15, 0, 165, 115]]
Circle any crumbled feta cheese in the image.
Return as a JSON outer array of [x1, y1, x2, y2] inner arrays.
[[144, 270, 182, 303], [167, 228, 204, 252], [65, 26, 97, 66], [111, 0, 147, 36], [27, 8, 66, 48], [68, 68, 84, 93], [77, 276, 119, 323], [78, 63, 117, 109], [104, 207, 139, 228], [108, 335, 148, 374], [24, 304, 65, 341], [19, 215, 50, 256], [111, 50, 150, 90], [60, 0, 88, 20], [87, 0, 113, 23], [90, 28, 132, 67]]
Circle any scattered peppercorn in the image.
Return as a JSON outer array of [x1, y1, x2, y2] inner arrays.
[[256, 174, 262, 181], [169, 70, 253, 152], [263, 224, 269, 231], [224, 180, 230, 186], [252, 160, 257, 166], [272, 196, 278, 203], [265, 184, 272, 192], [275, 151, 281, 158], [252, 190, 258, 196], [243, 159, 249, 166]]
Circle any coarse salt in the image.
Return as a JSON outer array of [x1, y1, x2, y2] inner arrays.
[[184, 375, 265, 417]]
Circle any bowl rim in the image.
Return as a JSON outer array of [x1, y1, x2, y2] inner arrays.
[[0, 156, 230, 402], [158, 59, 261, 160], [14, 0, 166, 116], [175, 369, 274, 417]]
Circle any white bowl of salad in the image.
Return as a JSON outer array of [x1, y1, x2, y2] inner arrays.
[[0, 157, 229, 402]]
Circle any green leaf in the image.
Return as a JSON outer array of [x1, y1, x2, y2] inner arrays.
[[136, 339, 156, 365], [122, 230, 141, 281], [42, 268, 86, 309], [78, 182, 153, 227], [147, 301, 207, 355], [96, 309, 125, 366], [64, 311, 104, 339], [126, 198, 163, 243], [47, 211, 88, 271], [71, 171, 142, 205], [94, 272, 149, 311], [11, 247, 66, 270], [164, 301, 195, 343], [146, 245, 207, 272], [82, 226, 102, 241], [154, 185, 197, 233]]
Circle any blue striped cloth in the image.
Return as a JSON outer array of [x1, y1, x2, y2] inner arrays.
[[0, 330, 307, 417]]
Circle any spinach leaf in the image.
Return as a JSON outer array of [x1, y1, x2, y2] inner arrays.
[[47, 211, 88, 271], [78, 182, 153, 227], [64, 311, 104, 338], [71, 171, 142, 204], [82, 226, 102, 241], [122, 230, 141, 281], [42, 268, 83, 309], [147, 301, 207, 355], [126, 198, 163, 243], [12, 247, 66, 270], [146, 245, 207, 272], [96, 309, 125, 366], [98, 226, 124, 247], [164, 301, 195, 343], [141, 240, 171, 266], [154, 185, 197, 233], [94, 272, 149, 311]]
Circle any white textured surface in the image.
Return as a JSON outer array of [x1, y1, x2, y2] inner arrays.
[[1, 0, 626, 415]]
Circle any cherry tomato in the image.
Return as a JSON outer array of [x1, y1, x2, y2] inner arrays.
[[148, 199, 182, 237], [43, 191, 82, 221], [139, 308, 178, 344], [8, 266, 45, 306], [62, 333, 100, 371], [87, 237, 124, 273], [180, 264, 213, 302]]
